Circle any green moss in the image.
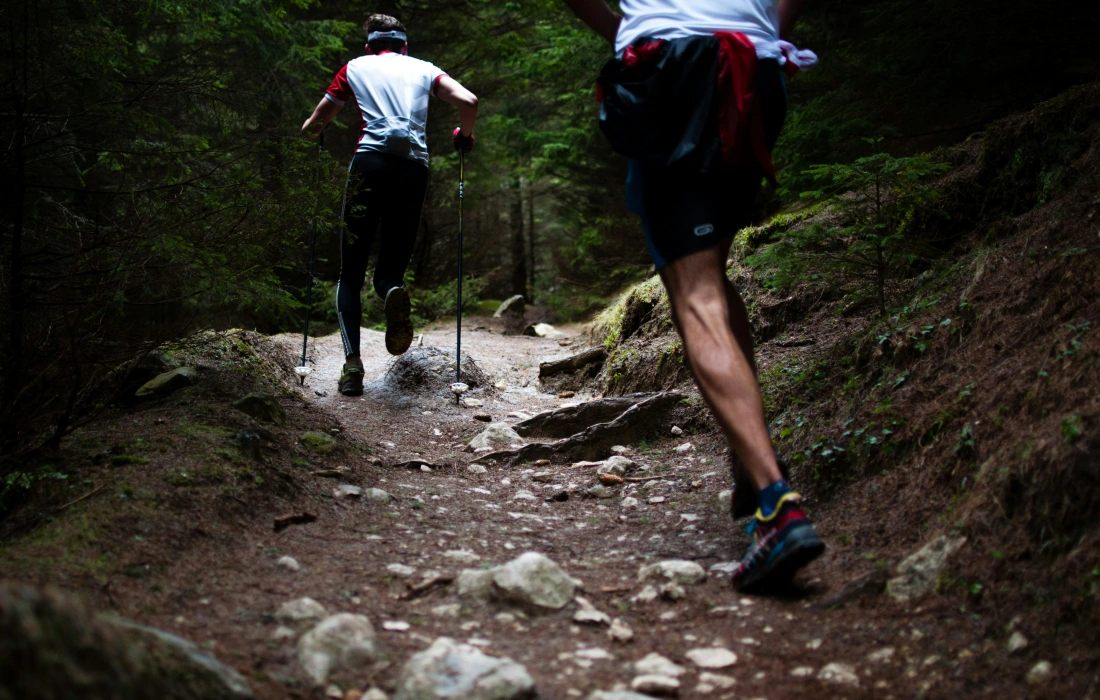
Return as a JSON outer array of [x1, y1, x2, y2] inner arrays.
[[299, 431, 336, 455]]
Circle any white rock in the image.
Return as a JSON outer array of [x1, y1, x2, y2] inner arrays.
[[334, 484, 362, 498], [717, 490, 732, 515], [457, 568, 497, 603], [467, 423, 524, 452], [659, 582, 686, 601], [867, 647, 895, 663], [325, 684, 343, 698], [276, 597, 327, 622], [586, 692, 655, 700], [387, 563, 417, 577], [698, 672, 735, 689], [1007, 631, 1029, 654], [630, 585, 659, 604], [806, 638, 822, 650], [366, 487, 392, 503], [297, 613, 380, 684], [817, 662, 859, 687], [631, 675, 680, 695], [363, 688, 389, 700], [431, 603, 462, 618], [638, 560, 707, 585], [463, 398, 484, 408], [277, 556, 300, 572], [575, 647, 613, 660], [383, 621, 411, 631], [673, 443, 694, 453], [610, 445, 629, 455], [601, 455, 635, 476], [587, 485, 617, 499], [492, 551, 576, 610], [573, 596, 611, 625], [670, 426, 683, 436], [467, 464, 488, 474], [444, 549, 482, 564], [634, 652, 686, 677], [685, 647, 737, 669], [647, 496, 665, 504], [531, 471, 555, 483], [1026, 660, 1053, 685], [790, 666, 815, 678], [392, 637, 535, 700], [608, 618, 634, 643], [621, 497, 640, 509], [886, 535, 967, 602], [271, 625, 296, 641]]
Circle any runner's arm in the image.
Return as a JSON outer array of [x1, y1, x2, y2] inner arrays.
[[779, 0, 804, 40], [300, 96, 342, 139], [561, 0, 622, 45], [434, 76, 479, 136]]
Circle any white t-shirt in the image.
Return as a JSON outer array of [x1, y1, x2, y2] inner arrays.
[[325, 53, 446, 165], [615, 0, 783, 58]]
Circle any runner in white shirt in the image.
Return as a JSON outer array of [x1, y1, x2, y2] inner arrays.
[[300, 14, 478, 396], [563, 0, 824, 594]]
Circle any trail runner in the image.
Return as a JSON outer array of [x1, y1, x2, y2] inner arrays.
[[562, 0, 824, 592], [301, 14, 478, 396]]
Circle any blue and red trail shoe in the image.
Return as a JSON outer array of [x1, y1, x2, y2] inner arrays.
[[731, 492, 825, 593]]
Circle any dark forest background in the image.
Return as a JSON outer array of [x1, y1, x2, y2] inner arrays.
[[2, 0, 1099, 460]]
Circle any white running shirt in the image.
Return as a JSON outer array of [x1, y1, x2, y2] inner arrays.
[[325, 53, 446, 165], [615, 0, 783, 58]]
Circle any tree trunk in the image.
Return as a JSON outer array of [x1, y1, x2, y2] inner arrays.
[[526, 179, 536, 300], [510, 177, 527, 299]]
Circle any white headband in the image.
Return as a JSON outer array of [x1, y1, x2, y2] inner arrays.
[[368, 30, 406, 42]]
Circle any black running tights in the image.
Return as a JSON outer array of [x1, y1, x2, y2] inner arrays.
[[337, 151, 428, 358]]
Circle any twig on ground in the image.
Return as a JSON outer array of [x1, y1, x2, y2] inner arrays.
[[54, 484, 105, 512]]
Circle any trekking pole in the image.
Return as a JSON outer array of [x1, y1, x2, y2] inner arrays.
[[296, 131, 324, 386], [455, 150, 464, 403]]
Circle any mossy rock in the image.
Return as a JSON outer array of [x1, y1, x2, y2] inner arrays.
[[299, 431, 336, 454], [135, 367, 197, 399], [232, 392, 286, 427]]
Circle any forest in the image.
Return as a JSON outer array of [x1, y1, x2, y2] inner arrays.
[[2, 0, 1099, 698]]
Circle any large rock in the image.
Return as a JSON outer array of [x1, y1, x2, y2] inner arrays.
[[0, 580, 251, 698], [300, 431, 337, 455], [638, 560, 707, 586], [135, 367, 197, 399], [886, 535, 967, 602], [467, 423, 524, 452], [600, 455, 635, 476], [297, 613, 380, 685], [393, 637, 535, 700], [491, 552, 576, 610], [232, 392, 286, 426], [457, 569, 497, 603]]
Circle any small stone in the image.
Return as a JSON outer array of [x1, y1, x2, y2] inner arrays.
[[1006, 631, 1029, 654], [817, 662, 859, 687], [474, 413, 492, 422], [630, 585, 659, 604], [685, 647, 737, 669], [334, 484, 363, 498], [575, 647, 613, 660], [277, 597, 327, 622], [608, 618, 634, 643], [383, 621, 410, 632], [806, 638, 822, 650], [586, 692, 658, 700], [463, 398, 484, 408], [573, 596, 611, 625], [393, 637, 534, 700], [587, 485, 617, 499], [431, 604, 461, 618], [531, 471, 555, 483], [300, 431, 337, 454], [443, 549, 481, 564], [467, 464, 488, 474], [277, 556, 300, 572], [558, 391, 575, 399], [387, 563, 417, 577], [698, 672, 735, 689], [638, 560, 707, 585], [670, 426, 683, 436], [601, 455, 635, 476], [886, 535, 967, 602], [467, 423, 524, 452], [790, 666, 814, 678], [272, 625, 296, 641], [634, 652, 686, 677], [659, 582, 686, 601], [363, 689, 389, 700], [621, 496, 639, 509], [631, 675, 680, 695], [1026, 660, 1052, 685], [673, 442, 693, 453], [298, 613, 380, 684], [610, 446, 629, 455], [326, 684, 344, 698], [366, 488, 392, 503], [867, 647, 895, 663], [492, 551, 576, 610], [717, 490, 732, 515]]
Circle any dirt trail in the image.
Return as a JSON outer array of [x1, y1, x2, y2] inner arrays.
[[222, 319, 1005, 700]]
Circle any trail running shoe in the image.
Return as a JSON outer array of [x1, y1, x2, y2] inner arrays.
[[731, 492, 825, 593], [730, 451, 791, 520], [384, 286, 414, 356], [338, 363, 364, 396]]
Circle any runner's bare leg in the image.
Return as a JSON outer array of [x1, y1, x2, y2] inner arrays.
[[659, 239, 781, 490]]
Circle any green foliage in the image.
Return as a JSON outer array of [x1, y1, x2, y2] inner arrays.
[[748, 140, 950, 313]]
